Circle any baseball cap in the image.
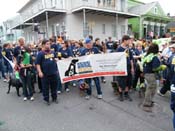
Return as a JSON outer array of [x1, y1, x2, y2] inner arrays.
[[85, 38, 91, 44]]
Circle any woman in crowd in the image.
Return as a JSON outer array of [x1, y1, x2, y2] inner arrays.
[[58, 40, 73, 92]]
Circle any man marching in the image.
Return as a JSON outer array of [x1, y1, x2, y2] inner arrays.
[[36, 39, 58, 105]]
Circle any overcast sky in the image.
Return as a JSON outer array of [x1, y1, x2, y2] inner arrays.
[[0, 0, 174, 23]]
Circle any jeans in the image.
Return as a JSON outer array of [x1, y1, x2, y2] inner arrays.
[[173, 112, 175, 131], [57, 74, 62, 91], [20, 70, 33, 98], [41, 74, 58, 102], [0, 59, 5, 78], [86, 77, 102, 95], [4, 62, 13, 75]]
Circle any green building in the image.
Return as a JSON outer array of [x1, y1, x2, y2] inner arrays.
[[128, 0, 172, 39]]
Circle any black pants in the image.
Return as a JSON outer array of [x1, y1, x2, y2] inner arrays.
[[38, 75, 42, 92], [160, 79, 170, 94], [41, 74, 58, 102]]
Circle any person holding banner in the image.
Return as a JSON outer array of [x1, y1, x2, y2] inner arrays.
[[58, 40, 73, 93], [116, 35, 134, 102], [36, 39, 58, 105], [80, 38, 103, 100]]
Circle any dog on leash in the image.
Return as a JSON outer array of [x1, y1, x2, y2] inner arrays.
[[78, 80, 89, 96], [7, 75, 23, 97]]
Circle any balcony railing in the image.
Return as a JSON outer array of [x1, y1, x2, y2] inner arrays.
[[72, 0, 117, 11], [20, 0, 66, 22]]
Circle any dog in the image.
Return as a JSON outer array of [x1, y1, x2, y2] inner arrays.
[[7, 76, 23, 97], [111, 81, 119, 95], [78, 80, 89, 96], [65, 59, 79, 76]]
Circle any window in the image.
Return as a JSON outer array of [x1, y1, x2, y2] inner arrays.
[[111, 24, 116, 37], [102, 24, 106, 34], [154, 7, 158, 14], [121, 25, 125, 36], [51, 25, 55, 36], [51, 0, 56, 8]]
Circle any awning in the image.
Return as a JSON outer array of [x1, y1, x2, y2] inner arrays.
[[11, 9, 66, 30], [72, 6, 139, 18], [24, 9, 66, 23], [11, 23, 37, 30]]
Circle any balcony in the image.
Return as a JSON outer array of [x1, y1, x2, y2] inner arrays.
[[72, 0, 117, 12], [19, 0, 66, 23], [7, 15, 24, 30], [72, 0, 138, 18]]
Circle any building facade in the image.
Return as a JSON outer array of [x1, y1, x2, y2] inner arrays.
[[9, 0, 138, 43], [128, 0, 171, 39], [0, 17, 22, 44]]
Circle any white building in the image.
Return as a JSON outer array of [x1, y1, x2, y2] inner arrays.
[[10, 0, 138, 43]]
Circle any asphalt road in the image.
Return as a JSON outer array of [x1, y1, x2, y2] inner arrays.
[[0, 77, 173, 131]]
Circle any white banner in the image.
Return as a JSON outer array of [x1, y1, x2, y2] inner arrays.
[[57, 52, 127, 83]]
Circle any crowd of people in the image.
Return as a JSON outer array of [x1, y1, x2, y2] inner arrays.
[[0, 34, 175, 129]]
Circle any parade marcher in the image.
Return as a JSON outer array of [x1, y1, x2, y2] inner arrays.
[[132, 41, 145, 90], [106, 37, 114, 53], [141, 44, 166, 112], [0, 45, 5, 79], [58, 40, 73, 92], [19, 46, 34, 101], [2, 43, 13, 82], [50, 36, 58, 52], [80, 38, 103, 100], [94, 38, 106, 83], [157, 42, 172, 96], [36, 39, 58, 105], [167, 44, 175, 130], [116, 35, 134, 101]]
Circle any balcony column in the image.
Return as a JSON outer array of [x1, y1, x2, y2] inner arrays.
[[45, 11, 49, 38], [116, 14, 119, 39], [83, 8, 86, 38]]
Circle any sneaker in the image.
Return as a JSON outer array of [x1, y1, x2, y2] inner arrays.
[[141, 105, 152, 112], [66, 88, 70, 92], [30, 97, 34, 101], [97, 94, 103, 99], [73, 83, 76, 87], [102, 79, 106, 83], [44, 101, 50, 106], [3, 79, 7, 82], [118, 94, 124, 101], [157, 90, 165, 97], [85, 95, 91, 100], [125, 94, 133, 101], [52, 99, 59, 104], [57, 91, 61, 94], [23, 97, 27, 101]]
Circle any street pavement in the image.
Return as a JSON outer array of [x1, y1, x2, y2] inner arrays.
[[0, 77, 173, 131]]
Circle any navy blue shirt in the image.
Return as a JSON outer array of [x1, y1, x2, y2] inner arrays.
[[51, 43, 58, 52], [3, 48, 13, 66], [167, 53, 175, 84], [36, 51, 58, 76], [58, 48, 73, 58], [14, 46, 21, 58], [116, 46, 133, 71], [80, 47, 100, 56], [143, 56, 160, 73], [0, 47, 3, 59], [106, 41, 114, 50]]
